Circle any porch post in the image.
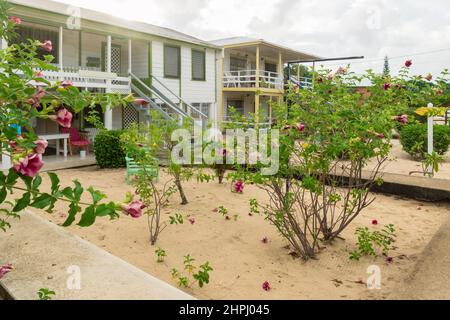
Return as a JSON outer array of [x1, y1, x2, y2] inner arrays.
[[278, 52, 283, 90], [1, 38, 7, 49], [255, 94, 260, 126], [1, 153, 11, 170], [128, 39, 132, 75], [104, 35, 113, 130], [255, 45, 260, 89], [58, 26, 63, 70], [219, 49, 224, 127]]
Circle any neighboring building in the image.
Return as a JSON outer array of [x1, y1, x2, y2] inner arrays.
[[211, 37, 319, 125]]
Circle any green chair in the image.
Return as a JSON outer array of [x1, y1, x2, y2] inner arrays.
[[125, 155, 159, 184]]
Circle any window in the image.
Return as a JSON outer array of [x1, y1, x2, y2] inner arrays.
[[265, 62, 277, 73], [164, 45, 181, 78], [230, 57, 247, 71], [191, 103, 210, 119], [192, 49, 206, 81], [227, 100, 244, 115], [12, 25, 59, 63]]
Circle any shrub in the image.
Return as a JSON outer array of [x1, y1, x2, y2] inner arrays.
[[400, 124, 450, 159], [93, 130, 126, 168]]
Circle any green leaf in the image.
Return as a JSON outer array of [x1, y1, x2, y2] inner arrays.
[[30, 193, 53, 209], [0, 187, 6, 203], [73, 180, 84, 201], [48, 172, 60, 194], [6, 169, 19, 186], [87, 187, 105, 204], [62, 203, 80, 227], [78, 205, 96, 227], [32, 175, 42, 191], [61, 187, 74, 201], [95, 202, 118, 219], [13, 192, 31, 212]]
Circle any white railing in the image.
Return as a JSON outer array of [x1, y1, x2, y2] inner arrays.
[[223, 70, 283, 90], [290, 75, 313, 89], [29, 66, 131, 94]]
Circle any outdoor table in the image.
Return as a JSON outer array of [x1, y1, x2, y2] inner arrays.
[[38, 133, 70, 158]]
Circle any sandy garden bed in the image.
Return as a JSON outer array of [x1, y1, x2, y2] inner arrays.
[[32, 166, 450, 300]]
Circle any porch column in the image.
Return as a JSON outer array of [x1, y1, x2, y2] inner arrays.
[[104, 35, 113, 130], [58, 26, 63, 70], [128, 39, 132, 75], [218, 49, 225, 127], [255, 94, 260, 125], [1, 152, 11, 170], [255, 45, 260, 88], [1, 38, 7, 49], [278, 52, 283, 90]]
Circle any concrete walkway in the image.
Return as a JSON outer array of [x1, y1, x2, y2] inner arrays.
[[0, 210, 193, 300], [390, 215, 450, 299]]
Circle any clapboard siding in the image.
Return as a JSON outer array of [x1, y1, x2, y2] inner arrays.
[[181, 47, 216, 104]]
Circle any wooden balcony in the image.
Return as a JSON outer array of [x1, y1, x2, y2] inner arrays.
[[223, 70, 284, 91]]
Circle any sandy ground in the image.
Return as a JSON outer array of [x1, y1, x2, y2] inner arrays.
[[367, 139, 450, 180], [29, 166, 450, 300]]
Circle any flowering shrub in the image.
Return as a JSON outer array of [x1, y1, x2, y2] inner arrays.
[[228, 63, 448, 261], [0, 0, 135, 231], [400, 124, 450, 159]]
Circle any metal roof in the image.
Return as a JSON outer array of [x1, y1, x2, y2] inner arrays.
[[10, 0, 220, 49]]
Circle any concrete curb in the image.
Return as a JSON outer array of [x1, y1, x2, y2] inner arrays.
[[0, 210, 195, 300]]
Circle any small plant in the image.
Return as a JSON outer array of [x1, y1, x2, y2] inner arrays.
[[155, 247, 167, 263], [249, 198, 259, 216], [37, 288, 55, 300], [218, 206, 228, 218], [350, 224, 396, 261], [169, 213, 184, 225], [170, 255, 213, 288]]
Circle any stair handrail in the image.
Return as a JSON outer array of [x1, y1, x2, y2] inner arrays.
[[130, 73, 191, 119], [130, 84, 173, 120], [150, 74, 208, 120]]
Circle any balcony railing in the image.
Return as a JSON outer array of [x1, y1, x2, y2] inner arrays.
[[30, 66, 131, 94], [223, 70, 283, 90]]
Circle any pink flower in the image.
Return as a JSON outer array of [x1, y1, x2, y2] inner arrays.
[[41, 40, 53, 52], [425, 74, 433, 81], [49, 108, 73, 128], [395, 114, 408, 124], [13, 154, 44, 177], [234, 180, 244, 193], [262, 281, 271, 291], [121, 200, 145, 218], [34, 139, 48, 155], [9, 16, 21, 24], [261, 237, 269, 244], [296, 123, 305, 132], [34, 71, 44, 78], [27, 87, 46, 108], [405, 60, 412, 68], [317, 77, 324, 83], [372, 219, 378, 225], [188, 218, 196, 225], [327, 73, 334, 81], [134, 98, 149, 106], [0, 264, 13, 279], [60, 80, 73, 89], [435, 88, 444, 95], [336, 67, 347, 75], [383, 83, 391, 90]]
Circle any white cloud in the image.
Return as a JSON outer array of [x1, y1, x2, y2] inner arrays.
[[55, 0, 450, 76]]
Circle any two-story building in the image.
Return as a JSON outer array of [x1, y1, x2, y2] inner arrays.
[[211, 37, 318, 126], [1, 0, 320, 169]]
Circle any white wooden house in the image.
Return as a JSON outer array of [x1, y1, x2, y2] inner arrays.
[[1, 0, 321, 169]]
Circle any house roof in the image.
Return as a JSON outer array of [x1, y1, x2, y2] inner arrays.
[[9, 0, 220, 49], [210, 37, 321, 62]]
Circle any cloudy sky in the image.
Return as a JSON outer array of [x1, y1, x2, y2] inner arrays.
[[55, 0, 450, 77]]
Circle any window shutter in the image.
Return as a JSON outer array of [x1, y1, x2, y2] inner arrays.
[[192, 50, 205, 80], [164, 45, 180, 78]]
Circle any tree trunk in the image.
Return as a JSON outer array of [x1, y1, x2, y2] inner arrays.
[[174, 176, 188, 205]]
